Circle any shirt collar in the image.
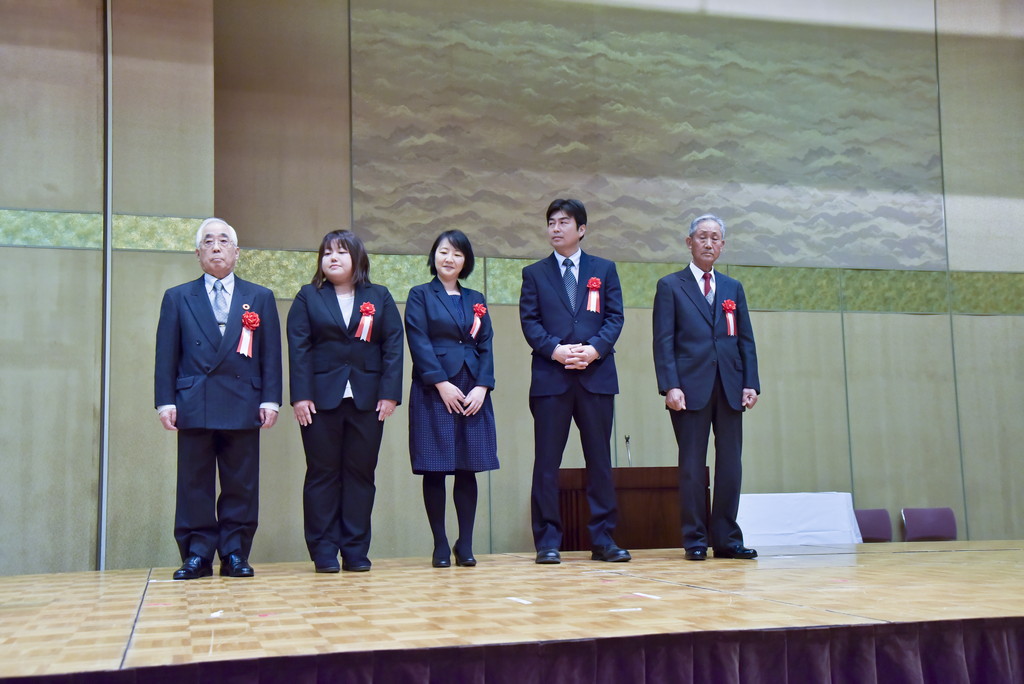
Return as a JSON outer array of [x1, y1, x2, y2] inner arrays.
[[553, 249, 582, 270], [204, 271, 235, 294], [688, 262, 714, 285]]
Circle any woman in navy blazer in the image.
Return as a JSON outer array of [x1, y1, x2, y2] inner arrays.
[[405, 230, 498, 568], [287, 230, 404, 573]]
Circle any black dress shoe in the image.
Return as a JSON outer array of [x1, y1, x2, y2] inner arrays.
[[684, 547, 708, 561], [219, 553, 254, 577], [714, 544, 758, 559], [314, 560, 340, 573], [454, 550, 477, 567], [591, 544, 632, 562], [535, 548, 561, 564], [432, 555, 451, 568], [173, 555, 212, 580], [342, 560, 372, 572]]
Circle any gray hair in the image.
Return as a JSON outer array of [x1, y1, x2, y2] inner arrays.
[[689, 214, 726, 238], [195, 217, 238, 249]]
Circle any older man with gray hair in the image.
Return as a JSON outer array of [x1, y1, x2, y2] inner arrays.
[[652, 213, 760, 562], [155, 218, 282, 579]]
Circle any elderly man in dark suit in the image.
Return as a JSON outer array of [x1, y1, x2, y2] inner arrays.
[[520, 198, 630, 564], [155, 218, 282, 579], [652, 213, 760, 561]]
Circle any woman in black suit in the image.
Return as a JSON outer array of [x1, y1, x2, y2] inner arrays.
[[287, 230, 404, 573], [405, 230, 498, 568]]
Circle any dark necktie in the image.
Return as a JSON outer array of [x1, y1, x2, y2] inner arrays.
[[703, 272, 713, 307], [563, 258, 577, 307]]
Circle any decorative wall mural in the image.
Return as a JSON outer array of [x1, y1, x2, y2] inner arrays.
[[352, 0, 944, 269]]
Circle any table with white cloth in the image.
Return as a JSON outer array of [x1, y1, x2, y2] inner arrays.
[[736, 492, 863, 547]]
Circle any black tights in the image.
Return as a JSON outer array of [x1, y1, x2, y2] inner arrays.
[[422, 470, 478, 557]]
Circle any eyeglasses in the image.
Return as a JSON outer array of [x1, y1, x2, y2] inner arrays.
[[200, 236, 235, 250]]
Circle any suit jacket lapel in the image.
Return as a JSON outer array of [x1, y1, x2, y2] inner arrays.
[[461, 288, 477, 332], [713, 276, 733, 325], [545, 253, 577, 314], [185, 277, 222, 347], [677, 269, 714, 326], [430, 277, 463, 331], [318, 284, 350, 335], [350, 285, 371, 335], [212, 278, 251, 363], [575, 252, 596, 314]]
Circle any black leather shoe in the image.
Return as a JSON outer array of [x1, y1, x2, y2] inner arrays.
[[684, 547, 708, 561], [591, 544, 631, 562], [219, 553, 254, 577], [454, 550, 477, 567], [314, 560, 340, 573], [342, 560, 372, 572], [714, 544, 758, 559], [173, 555, 212, 580], [430, 548, 450, 569], [535, 549, 561, 564]]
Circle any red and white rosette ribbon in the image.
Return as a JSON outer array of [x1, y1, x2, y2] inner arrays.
[[355, 302, 375, 342], [469, 302, 487, 339], [722, 299, 737, 336], [237, 310, 260, 357], [586, 277, 601, 313]]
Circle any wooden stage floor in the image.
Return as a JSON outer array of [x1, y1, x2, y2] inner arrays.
[[3, 541, 1023, 679]]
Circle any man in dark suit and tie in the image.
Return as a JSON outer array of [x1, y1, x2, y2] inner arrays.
[[520, 198, 630, 564], [155, 218, 282, 579], [652, 214, 760, 561]]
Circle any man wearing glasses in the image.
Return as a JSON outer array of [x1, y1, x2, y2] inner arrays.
[[155, 218, 282, 579]]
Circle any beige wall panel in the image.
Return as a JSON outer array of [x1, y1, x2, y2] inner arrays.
[[952, 315, 1024, 540], [0, 0, 103, 211], [742, 312, 853, 494], [844, 314, 965, 535], [937, 0, 1024, 272], [360, 328, 429, 562], [111, 0, 214, 217], [945, 194, 1024, 274], [214, 0, 351, 250], [106, 251, 201, 570], [614, 309, 678, 468], [0, 247, 102, 575], [487, 305, 543, 553], [240, 298, 307, 564], [935, 0, 1024, 39]]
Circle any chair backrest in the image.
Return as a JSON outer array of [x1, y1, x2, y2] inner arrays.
[[854, 508, 892, 543], [901, 507, 957, 542]]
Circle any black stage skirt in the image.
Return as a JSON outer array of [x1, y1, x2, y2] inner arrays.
[[409, 365, 499, 474]]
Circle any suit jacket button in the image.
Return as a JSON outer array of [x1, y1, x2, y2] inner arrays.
[[195, 340, 201, 345]]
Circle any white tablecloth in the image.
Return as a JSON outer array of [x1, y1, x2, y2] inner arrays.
[[736, 492, 862, 546]]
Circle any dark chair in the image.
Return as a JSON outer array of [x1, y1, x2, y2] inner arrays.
[[901, 507, 957, 542], [854, 508, 892, 543]]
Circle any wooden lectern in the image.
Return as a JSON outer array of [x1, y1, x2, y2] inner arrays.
[[557, 466, 710, 551]]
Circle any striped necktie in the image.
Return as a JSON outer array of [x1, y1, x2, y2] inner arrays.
[[562, 258, 577, 306], [213, 280, 228, 334]]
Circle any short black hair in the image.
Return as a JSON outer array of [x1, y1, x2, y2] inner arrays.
[[311, 230, 371, 288], [545, 198, 588, 239], [428, 230, 475, 279]]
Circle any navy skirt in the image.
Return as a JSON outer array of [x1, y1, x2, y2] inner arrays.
[[409, 366, 499, 474]]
